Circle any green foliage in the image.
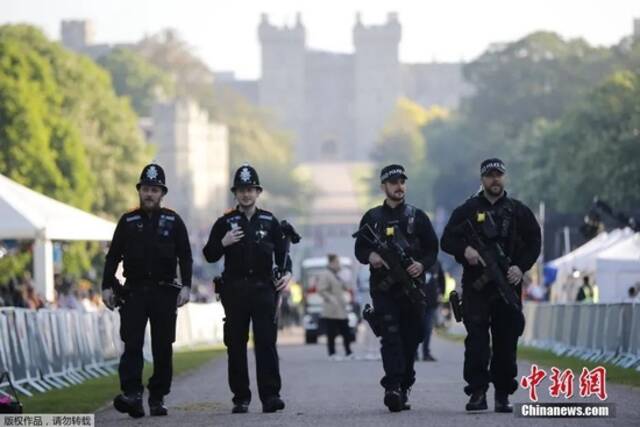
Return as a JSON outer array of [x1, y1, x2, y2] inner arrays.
[[419, 31, 640, 214], [0, 251, 31, 285], [97, 47, 174, 116], [0, 24, 152, 282], [371, 98, 448, 210], [522, 71, 640, 212], [0, 24, 151, 217]]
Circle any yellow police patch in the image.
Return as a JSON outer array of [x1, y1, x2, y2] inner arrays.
[[477, 212, 486, 223], [386, 227, 395, 237]]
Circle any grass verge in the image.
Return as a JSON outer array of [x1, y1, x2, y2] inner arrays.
[[15, 346, 223, 413], [437, 329, 640, 388]]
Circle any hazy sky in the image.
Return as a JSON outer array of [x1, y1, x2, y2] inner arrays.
[[3, 0, 639, 79]]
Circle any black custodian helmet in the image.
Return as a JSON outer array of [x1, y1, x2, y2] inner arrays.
[[231, 164, 262, 192], [136, 163, 168, 194]]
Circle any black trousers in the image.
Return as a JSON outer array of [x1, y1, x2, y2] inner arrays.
[[220, 279, 281, 404], [371, 291, 425, 391], [462, 285, 525, 396], [118, 285, 178, 399], [323, 318, 352, 356]]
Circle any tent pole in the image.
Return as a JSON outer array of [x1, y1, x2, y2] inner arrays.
[[33, 238, 55, 302]]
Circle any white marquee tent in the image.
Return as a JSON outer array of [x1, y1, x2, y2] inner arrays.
[[596, 233, 640, 303], [546, 228, 634, 302], [0, 174, 116, 300]]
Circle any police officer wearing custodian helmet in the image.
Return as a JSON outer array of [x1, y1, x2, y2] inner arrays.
[[102, 163, 192, 418], [203, 164, 292, 414]]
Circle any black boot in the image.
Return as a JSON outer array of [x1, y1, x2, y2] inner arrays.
[[494, 390, 513, 413], [113, 393, 145, 418], [400, 388, 412, 410], [148, 397, 168, 416], [262, 396, 285, 413], [384, 388, 403, 413], [465, 390, 488, 411], [232, 400, 250, 414]]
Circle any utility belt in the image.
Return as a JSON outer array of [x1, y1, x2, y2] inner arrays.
[[125, 278, 182, 290], [215, 273, 272, 294]]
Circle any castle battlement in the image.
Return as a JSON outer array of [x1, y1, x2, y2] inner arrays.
[[258, 13, 305, 44], [353, 12, 401, 45]]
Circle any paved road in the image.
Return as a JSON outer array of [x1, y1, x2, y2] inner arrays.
[[96, 329, 640, 426]]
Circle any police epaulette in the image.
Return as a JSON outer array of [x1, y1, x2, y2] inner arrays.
[[125, 214, 141, 222], [224, 207, 237, 215]]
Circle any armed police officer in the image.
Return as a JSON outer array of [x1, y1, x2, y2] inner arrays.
[[101, 164, 192, 418], [354, 164, 438, 412], [441, 158, 541, 413], [203, 164, 292, 414]]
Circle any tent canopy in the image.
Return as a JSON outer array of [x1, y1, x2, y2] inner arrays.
[[596, 233, 640, 303], [544, 228, 634, 284], [0, 173, 115, 241]]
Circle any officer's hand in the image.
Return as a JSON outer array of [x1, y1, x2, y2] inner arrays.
[[368, 252, 389, 269], [507, 266, 523, 285], [222, 228, 244, 247], [176, 286, 190, 307], [102, 288, 115, 311], [464, 246, 484, 266], [406, 261, 424, 278], [275, 272, 292, 292]]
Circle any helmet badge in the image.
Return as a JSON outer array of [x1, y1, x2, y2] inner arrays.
[[240, 167, 252, 183], [147, 165, 159, 180]]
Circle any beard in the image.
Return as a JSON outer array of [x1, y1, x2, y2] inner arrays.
[[385, 189, 405, 202], [484, 183, 504, 197], [140, 196, 160, 211]]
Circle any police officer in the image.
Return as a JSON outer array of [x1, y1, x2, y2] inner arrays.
[[441, 158, 541, 413], [203, 164, 292, 414], [354, 164, 439, 412], [101, 163, 192, 418]]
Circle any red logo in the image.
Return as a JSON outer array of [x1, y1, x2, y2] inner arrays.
[[579, 367, 608, 401], [520, 364, 547, 402], [520, 365, 608, 401]]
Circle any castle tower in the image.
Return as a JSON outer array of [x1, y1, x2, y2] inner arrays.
[[61, 20, 95, 52], [353, 12, 402, 160], [258, 13, 306, 160]]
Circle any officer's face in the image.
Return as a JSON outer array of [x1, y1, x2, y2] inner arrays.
[[381, 178, 406, 201], [481, 170, 505, 197], [235, 186, 260, 208], [138, 185, 164, 210]]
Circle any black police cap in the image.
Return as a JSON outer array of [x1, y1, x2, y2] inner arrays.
[[480, 158, 506, 176], [136, 163, 168, 194], [380, 164, 408, 183], [231, 164, 263, 192]]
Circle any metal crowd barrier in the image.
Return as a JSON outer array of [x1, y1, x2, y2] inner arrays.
[[521, 302, 640, 370], [0, 302, 225, 397]]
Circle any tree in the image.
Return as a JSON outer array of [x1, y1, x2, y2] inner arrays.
[[519, 70, 640, 212], [419, 30, 634, 212], [97, 47, 174, 116], [0, 25, 151, 282], [370, 98, 448, 210]]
